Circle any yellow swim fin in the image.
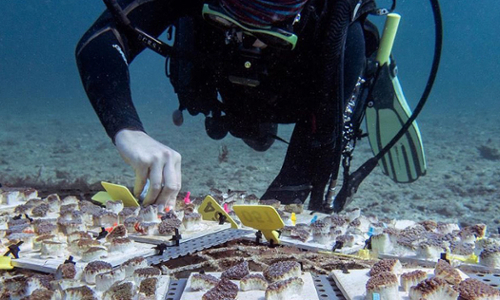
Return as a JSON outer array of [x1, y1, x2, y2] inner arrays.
[[365, 13, 426, 183]]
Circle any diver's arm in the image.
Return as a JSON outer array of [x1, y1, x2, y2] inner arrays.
[[75, 0, 201, 207], [76, 27, 142, 140], [75, 0, 200, 140]]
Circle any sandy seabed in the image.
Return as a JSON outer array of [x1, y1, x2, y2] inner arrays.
[[1, 103, 500, 231]]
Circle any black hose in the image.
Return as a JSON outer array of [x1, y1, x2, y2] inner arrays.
[[332, 0, 443, 212], [103, 0, 172, 57], [103, 0, 131, 27], [374, 0, 442, 161], [309, 0, 360, 209]]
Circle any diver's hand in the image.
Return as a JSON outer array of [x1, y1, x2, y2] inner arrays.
[[114, 129, 181, 208]]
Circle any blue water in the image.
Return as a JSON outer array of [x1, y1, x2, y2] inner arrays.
[[1, 0, 499, 116], [0, 0, 174, 117], [394, 0, 500, 113]]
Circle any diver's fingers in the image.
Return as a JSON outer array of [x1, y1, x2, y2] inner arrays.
[[173, 156, 182, 208], [133, 167, 149, 198], [157, 157, 181, 208], [143, 164, 164, 206]]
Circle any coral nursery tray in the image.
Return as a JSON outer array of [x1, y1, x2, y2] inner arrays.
[[179, 272, 319, 300], [241, 230, 364, 254], [167, 275, 345, 300], [0, 198, 30, 212], [330, 268, 468, 300], [129, 221, 232, 245], [11, 241, 157, 273], [377, 253, 499, 275], [279, 236, 364, 254], [295, 210, 331, 223], [143, 275, 170, 300]]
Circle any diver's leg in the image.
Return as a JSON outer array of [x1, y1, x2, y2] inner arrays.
[[308, 21, 367, 210], [260, 118, 315, 204], [262, 21, 366, 208]]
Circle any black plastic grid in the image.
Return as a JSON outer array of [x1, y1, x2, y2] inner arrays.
[[165, 279, 187, 300], [313, 274, 346, 300], [147, 229, 253, 265], [467, 272, 500, 290]]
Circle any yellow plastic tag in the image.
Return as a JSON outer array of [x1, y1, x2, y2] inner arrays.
[[0, 256, 13, 270], [91, 181, 139, 207], [232, 205, 284, 244], [357, 249, 373, 260], [448, 253, 479, 264], [197, 195, 238, 228], [318, 250, 371, 260], [91, 191, 114, 204], [463, 253, 479, 264]]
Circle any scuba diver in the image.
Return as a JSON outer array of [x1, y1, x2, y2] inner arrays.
[[76, 0, 442, 211]]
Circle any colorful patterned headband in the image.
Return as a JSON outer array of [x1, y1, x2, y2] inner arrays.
[[219, 0, 308, 27]]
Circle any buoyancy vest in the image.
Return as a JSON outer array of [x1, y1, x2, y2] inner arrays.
[[166, 0, 378, 142]]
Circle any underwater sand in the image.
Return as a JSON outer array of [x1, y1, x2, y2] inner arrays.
[[1, 102, 500, 231]]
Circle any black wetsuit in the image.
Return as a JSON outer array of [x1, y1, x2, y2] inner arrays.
[[76, 0, 369, 209]]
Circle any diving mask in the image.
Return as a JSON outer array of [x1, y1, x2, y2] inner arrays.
[[202, 3, 299, 50]]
